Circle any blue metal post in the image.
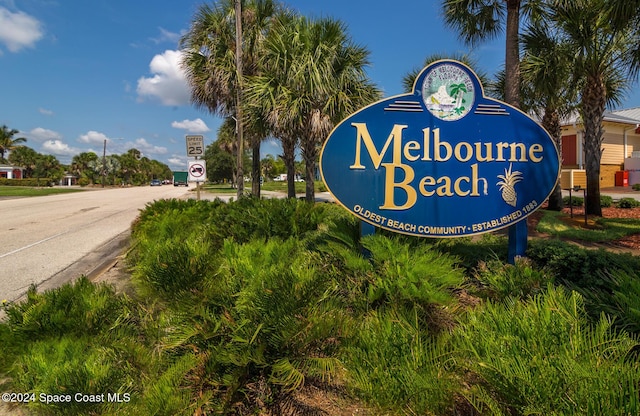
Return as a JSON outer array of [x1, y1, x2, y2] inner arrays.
[[507, 219, 528, 264]]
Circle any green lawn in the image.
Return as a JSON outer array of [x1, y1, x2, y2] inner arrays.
[[205, 180, 326, 195], [536, 209, 640, 242], [0, 186, 85, 197]]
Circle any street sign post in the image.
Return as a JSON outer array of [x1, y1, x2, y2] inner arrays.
[[186, 135, 204, 157]]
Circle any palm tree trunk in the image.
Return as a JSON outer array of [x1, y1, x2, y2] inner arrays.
[[281, 136, 297, 198], [542, 109, 563, 210], [251, 137, 261, 198], [582, 75, 606, 216], [305, 155, 315, 203], [504, 0, 521, 107]]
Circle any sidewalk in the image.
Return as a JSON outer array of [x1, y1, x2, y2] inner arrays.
[[562, 186, 640, 201]]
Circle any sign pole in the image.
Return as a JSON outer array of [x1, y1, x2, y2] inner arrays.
[[507, 220, 528, 264], [196, 156, 201, 201]]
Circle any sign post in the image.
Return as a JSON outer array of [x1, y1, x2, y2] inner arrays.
[[186, 135, 206, 201], [320, 60, 560, 264]]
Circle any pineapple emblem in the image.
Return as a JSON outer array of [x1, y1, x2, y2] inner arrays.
[[497, 163, 523, 207]]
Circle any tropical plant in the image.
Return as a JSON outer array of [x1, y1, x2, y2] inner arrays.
[[519, 11, 578, 210], [70, 151, 99, 183], [549, 0, 639, 215], [245, 12, 380, 201], [454, 286, 640, 415], [7, 145, 38, 178], [180, 0, 282, 198], [442, 0, 526, 107], [0, 124, 27, 162]]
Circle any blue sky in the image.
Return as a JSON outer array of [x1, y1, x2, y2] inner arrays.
[[1, 0, 639, 170]]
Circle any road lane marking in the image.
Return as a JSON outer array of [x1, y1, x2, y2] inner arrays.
[[0, 231, 69, 259]]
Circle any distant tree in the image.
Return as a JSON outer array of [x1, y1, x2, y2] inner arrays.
[[71, 152, 99, 183], [0, 125, 27, 162], [205, 140, 235, 183], [8, 146, 38, 178], [34, 154, 63, 184]]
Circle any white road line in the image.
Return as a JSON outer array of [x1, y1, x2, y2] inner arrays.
[[0, 231, 69, 259]]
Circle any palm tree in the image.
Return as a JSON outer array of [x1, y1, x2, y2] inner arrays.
[[551, 0, 639, 215], [181, 0, 281, 198], [246, 13, 380, 201], [519, 18, 577, 211], [71, 152, 99, 183], [8, 146, 38, 178], [0, 125, 27, 162], [442, 0, 525, 107]]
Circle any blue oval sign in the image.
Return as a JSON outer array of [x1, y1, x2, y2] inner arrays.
[[319, 60, 560, 237]]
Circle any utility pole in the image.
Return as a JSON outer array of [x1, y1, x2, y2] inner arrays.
[[235, 0, 244, 198], [101, 139, 106, 188]]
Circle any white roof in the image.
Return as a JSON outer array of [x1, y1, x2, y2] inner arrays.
[[561, 107, 640, 126], [612, 107, 640, 122]]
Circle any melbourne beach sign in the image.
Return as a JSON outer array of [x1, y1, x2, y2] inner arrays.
[[319, 60, 560, 238]]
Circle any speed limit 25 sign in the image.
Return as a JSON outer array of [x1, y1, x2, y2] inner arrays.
[[186, 135, 204, 157]]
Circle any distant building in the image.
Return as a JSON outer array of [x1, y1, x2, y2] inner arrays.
[[560, 107, 640, 187], [0, 165, 24, 179]]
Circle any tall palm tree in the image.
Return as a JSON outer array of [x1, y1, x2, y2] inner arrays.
[[181, 0, 281, 198], [551, 0, 638, 215], [0, 125, 27, 162], [520, 18, 577, 211], [246, 13, 380, 201], [442, 0, 525, 107]]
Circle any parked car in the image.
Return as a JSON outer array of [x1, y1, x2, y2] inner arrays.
[[150, 179, 162, 186]]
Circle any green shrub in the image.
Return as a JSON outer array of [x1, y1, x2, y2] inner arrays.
[[569, 269, 640, 335], [131, 234, 216, 299], [454, 286, 640, 415], [1, 277, 127, 341], [343, 309, 460, 415], [563, 195, 584, 206], [9, 337, 134, 416], [0, 178, 53, 186], [600, 195, 614, 207], [471, 257, 554, 301], [527, 239, 640, 289], [360, 235, 464, 313], [632, 183, 640, 191], [617, 197, 640, 208]]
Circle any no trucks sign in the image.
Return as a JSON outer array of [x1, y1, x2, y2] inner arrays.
[[319, 60, 560, 238]]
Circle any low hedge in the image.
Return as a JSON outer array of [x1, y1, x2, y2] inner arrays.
[[0, 178, 54, 187]]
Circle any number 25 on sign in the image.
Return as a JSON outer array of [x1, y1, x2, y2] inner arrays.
[[186, 135, 204, 157]]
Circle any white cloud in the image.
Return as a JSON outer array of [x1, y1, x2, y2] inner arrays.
[[42, 139, 78, 156], [0, 7, 43, 52], [38, 107, 54, 116], [171, 118, 210, 133], [125, 138, 168, 155], [27, 127, 62, 142], [78, 130, 112, 146], [136, 49, 190, 106]]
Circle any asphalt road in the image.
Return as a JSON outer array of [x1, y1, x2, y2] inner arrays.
[[0, 185, 191, 304]]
